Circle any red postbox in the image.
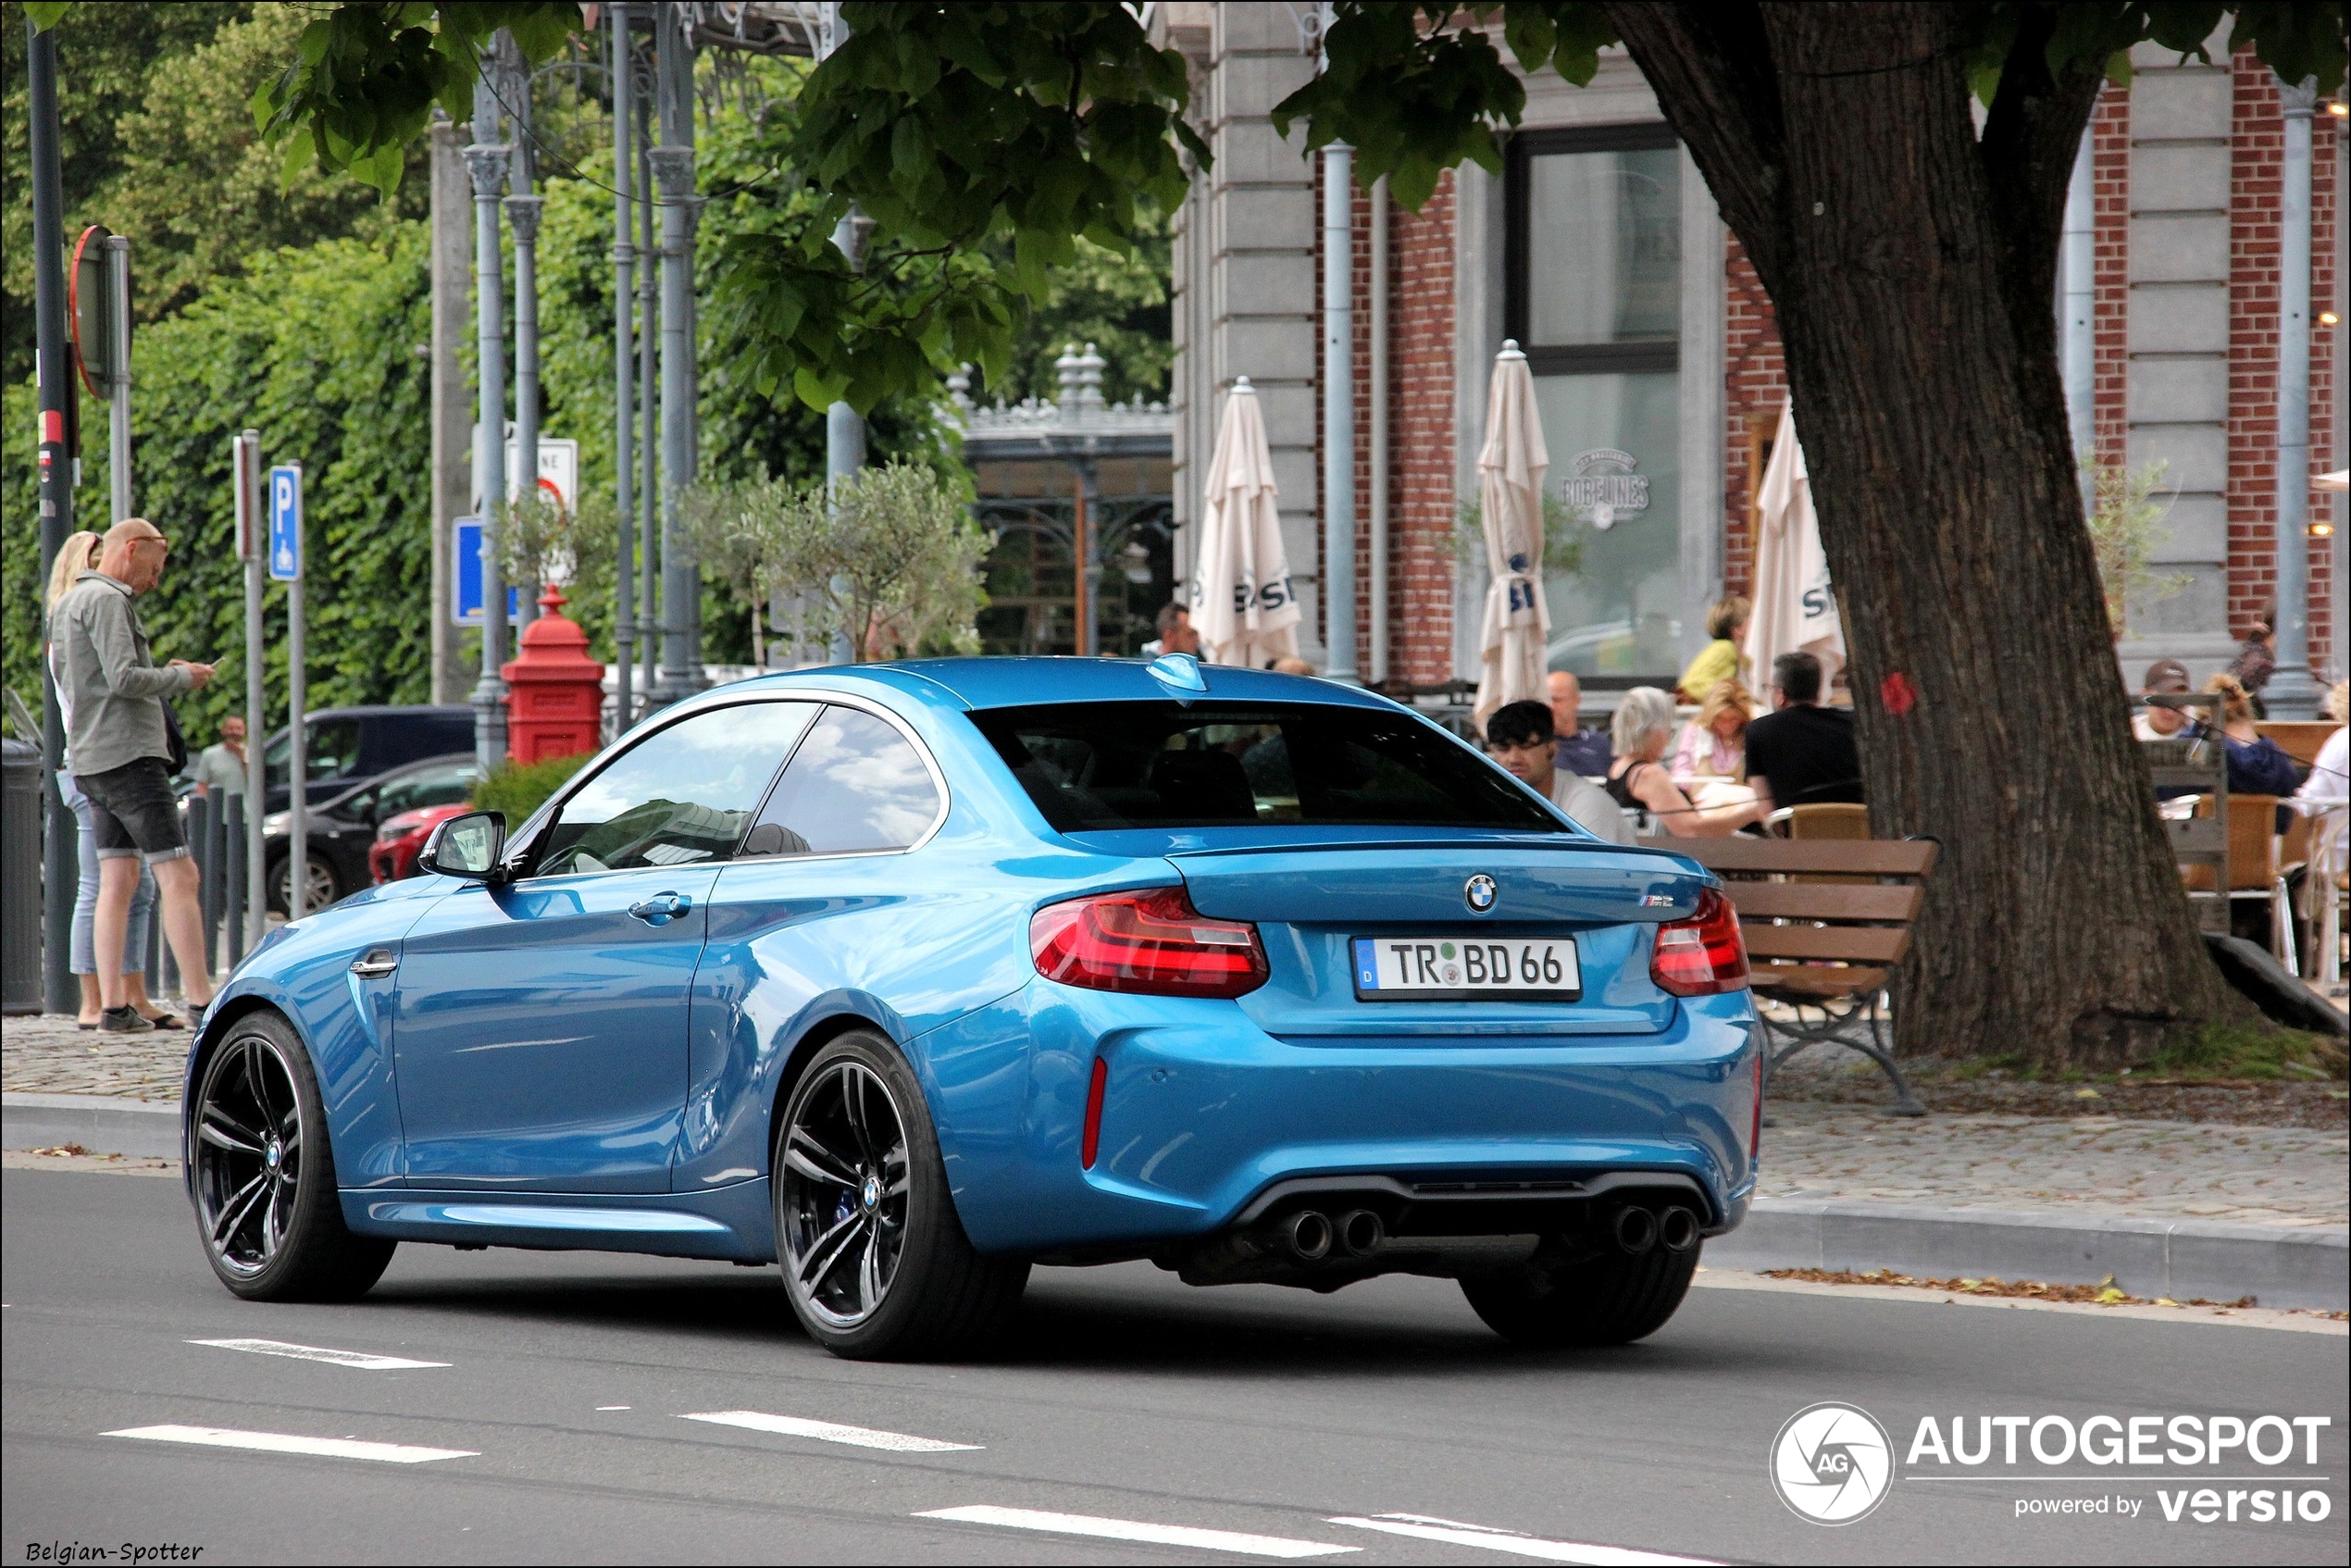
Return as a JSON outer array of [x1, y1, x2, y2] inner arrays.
[[502, 586, 606, 765]]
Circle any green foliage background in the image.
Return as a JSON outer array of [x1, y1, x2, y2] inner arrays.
[[5, 4, 1176, 735]]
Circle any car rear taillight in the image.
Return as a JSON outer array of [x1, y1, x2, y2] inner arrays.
[[1650, 887, 1749, 997], [1030, 886, 1269, 1000]]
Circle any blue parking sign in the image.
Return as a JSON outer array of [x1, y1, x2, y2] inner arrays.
[[453, 516, 521, 626], [267, 465, 302, 582]]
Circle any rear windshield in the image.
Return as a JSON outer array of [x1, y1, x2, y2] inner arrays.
[[968, 701, 1563, 834]]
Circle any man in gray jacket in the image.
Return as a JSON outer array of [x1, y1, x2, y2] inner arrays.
[[54, 518, 217, 1029]]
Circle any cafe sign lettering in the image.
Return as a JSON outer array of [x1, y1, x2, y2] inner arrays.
[[1561, 448, 1649, 530]]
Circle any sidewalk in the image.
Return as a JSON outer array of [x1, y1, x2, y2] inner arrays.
[[6, 1012, 2345, 1306]]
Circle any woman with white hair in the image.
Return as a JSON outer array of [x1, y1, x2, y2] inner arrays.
[[1604, 686, 1770, 838]]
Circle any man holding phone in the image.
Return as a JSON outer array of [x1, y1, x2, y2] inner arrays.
[[53, 517, 218, 1029]]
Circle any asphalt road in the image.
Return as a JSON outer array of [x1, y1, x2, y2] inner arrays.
[[4, 1167, 2344, 1566]]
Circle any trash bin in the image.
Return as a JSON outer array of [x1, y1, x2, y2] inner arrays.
[[2, 736, 43, 1014]]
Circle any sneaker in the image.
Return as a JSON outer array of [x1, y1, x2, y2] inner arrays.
[[97, 1005, 155, 1033]]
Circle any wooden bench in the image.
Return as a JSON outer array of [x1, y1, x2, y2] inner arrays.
[[1640, 834, 1939, 1115]]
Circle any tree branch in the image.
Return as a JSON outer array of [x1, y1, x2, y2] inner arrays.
[[1975, 12, 2105, 372]]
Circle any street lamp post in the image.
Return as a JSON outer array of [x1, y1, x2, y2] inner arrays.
[[466, 77, 511, 769], [651, 5, 703, 701], [1321, 140, 1359, 683], [27, 16, 78, 1012], [609, 2, 638, 730], [506, 36, 544, 631], [2266, 78, 2321, 719]]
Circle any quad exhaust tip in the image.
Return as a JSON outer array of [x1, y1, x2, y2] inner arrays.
[[1660, 1204, 1701, 1253], [1282, 1209, 1334, 1263], [1612, 1205, 1659, 1255], [1336, 1208, 1385, 1259]]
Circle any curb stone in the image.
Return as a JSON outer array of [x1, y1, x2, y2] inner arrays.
[[1712, 1197, 2349, 1313], [4, 1092, 181, 1160], [7, 1092, 2344, 1310]]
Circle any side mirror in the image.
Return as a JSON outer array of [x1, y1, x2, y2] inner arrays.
[[417, 810, 508, 882]]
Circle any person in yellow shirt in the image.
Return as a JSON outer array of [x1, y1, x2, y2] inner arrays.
[[1677, 594, 1749, 701]]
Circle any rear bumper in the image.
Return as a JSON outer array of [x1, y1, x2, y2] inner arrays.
[[926, 981, 1760, 1255]]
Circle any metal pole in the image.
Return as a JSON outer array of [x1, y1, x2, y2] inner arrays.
[[28, 16, 77, 1014], [652, 4, 702, 699], [467, 67, 512, 768], [507, 34, 543, 632], [105, 237, 132, 518], [610, 1, 638, 729], [237, 430, 265, 950], [286, 463, 307, 922], [224, 794, 247, 967], [2267, 79, 2321, 719], [429, 118, 470, 704], [637, 108, 660, 710], [1367, 173, 1389, 685], [2059, 128, 2096, 492], [1321, 142, 1359, 682], [821, 4, 865, 666]]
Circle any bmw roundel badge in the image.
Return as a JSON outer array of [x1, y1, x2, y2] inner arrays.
[[1464, 874, 1499, 914]]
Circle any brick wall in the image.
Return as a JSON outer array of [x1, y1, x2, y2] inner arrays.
[[2227, 54, 2338, 676], [1721, 236, 1786, 599]]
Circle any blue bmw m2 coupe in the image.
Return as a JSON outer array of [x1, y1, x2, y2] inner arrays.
[[183, 654, 1760, 1359]]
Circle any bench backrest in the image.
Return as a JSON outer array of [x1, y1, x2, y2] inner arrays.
[[1639, 835, 1938, 987]]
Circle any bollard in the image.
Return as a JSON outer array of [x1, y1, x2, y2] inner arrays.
[[2, 736, 42, 1014], [190, 792, 218, 974], [224, 793, 248, 968]]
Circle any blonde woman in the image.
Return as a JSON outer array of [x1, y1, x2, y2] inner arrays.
[[2201, 673, 2298, 798], [44, 533, 172, 1028], [1670, 678, 1755, 785], [1604, 686, 1770, 838]]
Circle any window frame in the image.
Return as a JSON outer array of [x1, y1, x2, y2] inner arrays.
[[506, 692, 952, 881], [1503, 121, 1684, 380]]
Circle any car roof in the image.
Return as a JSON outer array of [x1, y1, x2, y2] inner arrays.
[[304, 705, 474, 722], [710, 656, 1404, 715]]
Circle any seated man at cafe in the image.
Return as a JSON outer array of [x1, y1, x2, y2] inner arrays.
[[1744, 651, 1864, 813], [1546, 669, 1613, 778], [1486, 700, 1636, 845], [2133, 657, 2196, 740]]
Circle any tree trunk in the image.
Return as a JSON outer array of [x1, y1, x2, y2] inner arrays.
[[1607, 3, 2244, 1065]]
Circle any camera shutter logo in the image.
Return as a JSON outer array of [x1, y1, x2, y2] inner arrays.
[[1771, 1402, 1895, 1524]]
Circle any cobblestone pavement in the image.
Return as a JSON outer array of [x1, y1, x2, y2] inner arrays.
[[3, 1013, 188, 1101], [6, 1013, 2345, 1227]]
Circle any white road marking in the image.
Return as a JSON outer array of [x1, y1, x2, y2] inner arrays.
[[1328, 1514, 1720, 1566], [914, 1506, 1356, 1559], [190, 1338, 450, 1371], [105, 1425, 477, 1464], [682, 1410, 982, 1453], [596, 1405, 631, 1412]]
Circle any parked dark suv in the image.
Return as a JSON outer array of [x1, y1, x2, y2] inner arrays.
[[261, 705, 474, 814]]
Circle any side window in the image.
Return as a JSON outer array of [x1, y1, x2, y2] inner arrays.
[[534, 703, 818, 877], [743, 705, 941, 858], [307, 719, 362, 779]]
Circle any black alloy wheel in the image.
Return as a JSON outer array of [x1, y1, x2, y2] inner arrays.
[[774, 1031, 1027, 1359], [193, 1010, 394, 1300]]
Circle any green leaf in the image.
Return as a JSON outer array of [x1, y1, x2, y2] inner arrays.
[[23, 3, 78, 31]]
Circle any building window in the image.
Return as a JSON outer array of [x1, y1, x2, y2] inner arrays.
[[1507, 123, 1683, 681]]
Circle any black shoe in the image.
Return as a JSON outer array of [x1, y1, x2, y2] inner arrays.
[[97, 1005, 155, 1033]]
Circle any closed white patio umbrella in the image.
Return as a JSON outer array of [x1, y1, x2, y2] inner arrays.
[[1743, 398, 1846, 697], [1188, 377, 1300, 667], [1472, 342, 1550, 731]]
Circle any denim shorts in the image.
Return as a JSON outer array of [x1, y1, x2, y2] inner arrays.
[[74, 756, 189, 863]]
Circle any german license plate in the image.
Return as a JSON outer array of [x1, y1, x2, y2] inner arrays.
[[1350, 936, 1582, 1002]]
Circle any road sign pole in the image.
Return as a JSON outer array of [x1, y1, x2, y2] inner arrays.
[[105, 236, 132, 521], [271, 464, 306, 922], [236, 431, 265, 950], [467, 66, 512, 772], [29, 16, 78, 1014]]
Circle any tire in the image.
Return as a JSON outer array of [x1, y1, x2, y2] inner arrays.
[[191, 1010, 396, 1301], [1461, 1235, 1698, 1348], [773, 1030, 1027, 1360], [267, 851, 340, 916]]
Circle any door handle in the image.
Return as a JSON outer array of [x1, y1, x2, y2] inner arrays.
[[349, 948, 398, 978], [628, 891, 691, 926]]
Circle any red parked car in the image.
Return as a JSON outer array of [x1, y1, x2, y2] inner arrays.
[[369, 802, 474, 885]]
